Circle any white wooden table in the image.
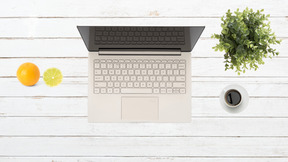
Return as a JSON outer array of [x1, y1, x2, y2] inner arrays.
[[0, 0, 288, 161]]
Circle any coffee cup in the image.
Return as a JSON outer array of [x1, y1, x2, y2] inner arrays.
[[224, 89, 242, 108], [220, 85, 249, 113]]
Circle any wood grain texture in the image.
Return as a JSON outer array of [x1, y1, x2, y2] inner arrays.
[[0, 0, 287, 17], [1, 57, 288, 77], [0, 137, 288, 156], [1, 117, 288, 136], [1, 78, 288, 97], [1, 0, 288, 160], [2, 98, 288, 117], [1, 157, 287, 162], [0, 18, 287, 38], [0, 38, 286, 58]]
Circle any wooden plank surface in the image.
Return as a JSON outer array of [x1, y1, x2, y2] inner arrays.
[[1, 0, 288, 160], [0, 0, 287, 17], [0, 18, 286, 38], [2, 97, 288, 117], [0, 38, 287, 58], [1, 157, 287, 162], [1, 78, 288, 97], [1, 57, 288, 77], [0, 117, 288, 136], [0, 137, 288, 156]]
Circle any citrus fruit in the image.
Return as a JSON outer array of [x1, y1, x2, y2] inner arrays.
[[43, 68, 63, 87], [17, 62, 40, 86]]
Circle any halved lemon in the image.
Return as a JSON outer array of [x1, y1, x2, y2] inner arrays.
[[43, 68, 63, 87]]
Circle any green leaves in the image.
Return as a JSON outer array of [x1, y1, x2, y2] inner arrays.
[[212, 7, 281, 74]]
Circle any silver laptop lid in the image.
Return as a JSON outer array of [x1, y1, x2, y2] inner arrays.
[[77, 26, 204, 52]]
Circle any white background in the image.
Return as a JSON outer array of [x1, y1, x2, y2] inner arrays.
[[0, 0, 288, 161]]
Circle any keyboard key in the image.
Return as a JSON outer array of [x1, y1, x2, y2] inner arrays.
[[114, 88, 120, 93], [121, 82, 127, 87], [163, 76, 169, 81], [137, 76, 143, 81], [147, 82, 152, 87], [173, 89, 180, 94], [134, 82, 140, 87], [173, 82, 185, 88], [101, 64, 106, 68], [128, 82, 133, 87], [118, 76, 123, 81], [176, 76, 185, 81], [95, 82, 107, 87], [102, 70, 108, 75], [95, 70, 101, 75], [108, 82, 113, 87], [124, 76, 129, 81], [122, 70, 127, 75], [135, 70, 140, 75], [100, 88, 107, 94], [160, 89, 166, 93], [140, 82, 146, 87], [180, 89, 186, 94], [153, 82, 159, 87], [154, 70, 160, 75], [107, 88, 113, 93], [128, 70, 134, 75], [109, 70, 114, 75], [167, 82, 172, 87], [105, 76, 110, 81], [144, 76, 149, 81], [95, 31, 102, 36], [167, 70, 173, 75], [115, 70, 121, 75], [121, 88, 152, 94], [94, 88, 100, 94], [153, 89, 160, 93], [173, 70, 179, 75], [95, 63, 100, 68], [178, 64, 185, 69], [131, 76, 136, 81], [141, 70, 147, 75], [111, 76, 117, 81], [95, 76, 104, 81], [170, 76, 175, 81], [114, 82, 120, 87]]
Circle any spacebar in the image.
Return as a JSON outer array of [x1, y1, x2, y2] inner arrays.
[[121, 88, 153, 94]]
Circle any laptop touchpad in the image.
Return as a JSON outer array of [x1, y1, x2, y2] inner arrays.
[[121, 97, 159, 121]]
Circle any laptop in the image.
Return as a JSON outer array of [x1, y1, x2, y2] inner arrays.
[[77, 26, 204, 122]]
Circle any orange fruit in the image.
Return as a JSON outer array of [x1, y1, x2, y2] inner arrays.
[[17, 62, 40, 86]]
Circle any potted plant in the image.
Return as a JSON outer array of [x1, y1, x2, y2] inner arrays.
[[211, 8, 281, 75]]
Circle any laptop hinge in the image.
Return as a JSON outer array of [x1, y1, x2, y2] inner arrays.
[[98, 49, 181, 55]]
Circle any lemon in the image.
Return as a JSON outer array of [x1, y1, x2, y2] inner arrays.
[[43, 68, 63, 87]]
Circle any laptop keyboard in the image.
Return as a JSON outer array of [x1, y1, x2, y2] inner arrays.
[[94, 27, 185, 45], [94, 59, 186, 94]]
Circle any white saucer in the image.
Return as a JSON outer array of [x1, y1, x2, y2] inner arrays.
[[220, 84, 249, 113]]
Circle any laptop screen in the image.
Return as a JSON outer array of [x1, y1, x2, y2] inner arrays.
[[77, 26, 204, 52]]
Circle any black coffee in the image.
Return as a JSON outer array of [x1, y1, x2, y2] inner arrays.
[[225, 89, 242, 106]]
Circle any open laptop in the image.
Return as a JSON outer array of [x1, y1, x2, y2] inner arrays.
[[78, 26, 204, 122]]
